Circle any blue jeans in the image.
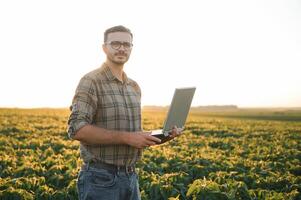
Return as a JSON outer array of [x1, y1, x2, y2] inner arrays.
[[77, 165, 141, 200]]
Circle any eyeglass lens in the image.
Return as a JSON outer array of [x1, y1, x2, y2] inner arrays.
[[109, 41, 132, 50]]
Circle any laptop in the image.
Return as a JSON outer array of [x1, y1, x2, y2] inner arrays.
[[151, 87, 196, 144]]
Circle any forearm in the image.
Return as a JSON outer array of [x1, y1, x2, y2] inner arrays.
[[73, 124, 129, 145]]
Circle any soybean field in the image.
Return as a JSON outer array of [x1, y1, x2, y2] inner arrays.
[[0, 108, 300, 200]]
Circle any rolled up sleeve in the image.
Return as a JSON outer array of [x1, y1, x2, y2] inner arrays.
[[67, 76, 98, 139]]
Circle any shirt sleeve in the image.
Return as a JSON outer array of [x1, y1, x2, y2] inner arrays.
[[67, 76, 98, 139], [132, 80, 141, 99]]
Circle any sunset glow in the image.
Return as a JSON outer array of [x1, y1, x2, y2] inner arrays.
[[0, 0, 300, 108]]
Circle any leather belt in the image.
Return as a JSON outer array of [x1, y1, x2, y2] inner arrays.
[[83, 161, 136, 174]]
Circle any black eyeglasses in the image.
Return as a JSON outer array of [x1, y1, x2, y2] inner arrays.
[[106, 41, 133, 50]]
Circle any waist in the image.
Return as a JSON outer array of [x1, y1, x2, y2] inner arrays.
[[83, 161, 136, 174], [79, 144, 142, 166]]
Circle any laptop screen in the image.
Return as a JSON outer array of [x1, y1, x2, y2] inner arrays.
[[162, 87, 196, 135]]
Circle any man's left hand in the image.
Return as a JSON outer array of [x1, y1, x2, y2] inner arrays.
[[168, 126, 183, 139]]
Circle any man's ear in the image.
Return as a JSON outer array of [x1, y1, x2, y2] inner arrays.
[[102, 44, 108, 54]]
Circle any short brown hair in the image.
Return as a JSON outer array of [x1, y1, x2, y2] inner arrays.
[[104, 25, 133, 43]]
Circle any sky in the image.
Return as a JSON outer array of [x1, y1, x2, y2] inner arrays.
[[0, 0, 300, 108]]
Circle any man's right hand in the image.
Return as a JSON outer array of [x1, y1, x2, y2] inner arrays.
[[125, 132, 161, 149]]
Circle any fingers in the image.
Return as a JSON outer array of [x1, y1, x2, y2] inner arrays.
[[134, 133, 161, 148], [169, 126, 184, 138], [146, 135, 161, 143], [145, 140, 156, 146], [141, 132, 161, 143], [137, 139, 157, 149], [170, 126, 178, 137]]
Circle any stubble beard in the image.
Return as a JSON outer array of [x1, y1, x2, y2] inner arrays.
[[110, 54, 130, 65]]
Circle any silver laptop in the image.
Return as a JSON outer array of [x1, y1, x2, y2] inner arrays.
[[151, 87, 196, 143]]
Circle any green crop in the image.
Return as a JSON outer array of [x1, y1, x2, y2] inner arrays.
[[0, 108, 300, 199]]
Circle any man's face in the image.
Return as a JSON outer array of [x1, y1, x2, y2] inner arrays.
[[103, 32, 133, 65]]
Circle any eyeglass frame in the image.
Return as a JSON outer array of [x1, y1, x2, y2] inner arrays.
[[105, 41, 133, 50]]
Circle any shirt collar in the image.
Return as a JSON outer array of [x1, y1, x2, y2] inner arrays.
[[102, 63, 129, 84]]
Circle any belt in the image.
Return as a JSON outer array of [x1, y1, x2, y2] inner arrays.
[[83, 161, 136, 174]]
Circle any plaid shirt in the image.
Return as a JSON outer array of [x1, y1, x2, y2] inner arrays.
[[67, 63, 142, 166]]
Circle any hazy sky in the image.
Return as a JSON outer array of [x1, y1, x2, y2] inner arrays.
[[0, 0, 300, 108]]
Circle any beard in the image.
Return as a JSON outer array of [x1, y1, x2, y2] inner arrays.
[[108, 53, 130, 65]]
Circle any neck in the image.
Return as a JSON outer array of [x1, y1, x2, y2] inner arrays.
[[105, 59, 124, 82]]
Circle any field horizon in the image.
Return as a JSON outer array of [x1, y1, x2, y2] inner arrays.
[[1, 105, 301, 111]]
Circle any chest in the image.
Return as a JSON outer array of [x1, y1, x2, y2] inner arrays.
[[100, 82, 140, 108]]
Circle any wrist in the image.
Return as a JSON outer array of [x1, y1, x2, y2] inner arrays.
[[120, 131, 130, 145]]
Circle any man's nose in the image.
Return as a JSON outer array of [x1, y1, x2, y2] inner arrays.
[[119, 44, 126, 50]]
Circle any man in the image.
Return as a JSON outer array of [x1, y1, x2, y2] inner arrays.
[[67, 25, 181, 200]]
